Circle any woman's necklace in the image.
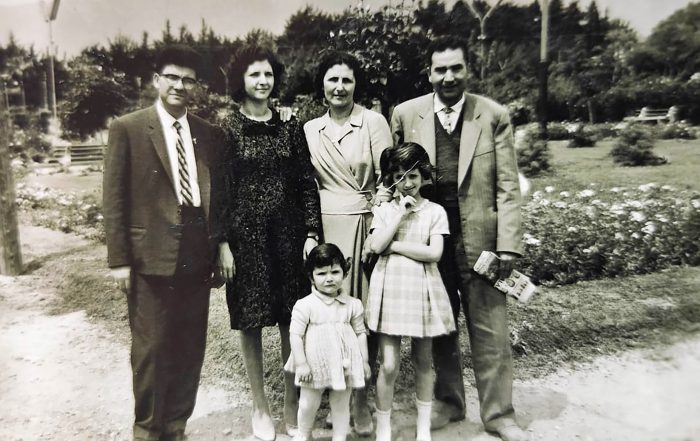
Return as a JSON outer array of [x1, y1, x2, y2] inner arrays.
[[240, 103, 272, 122]]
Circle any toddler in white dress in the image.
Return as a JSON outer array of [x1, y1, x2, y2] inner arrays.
[[285, 243, 371, 441]]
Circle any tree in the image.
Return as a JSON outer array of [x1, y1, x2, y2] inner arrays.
[[644, 2, 700, 78], [60, 55, 135, 138]]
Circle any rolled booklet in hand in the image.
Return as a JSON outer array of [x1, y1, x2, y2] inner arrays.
[[473, 251, 537, 303]]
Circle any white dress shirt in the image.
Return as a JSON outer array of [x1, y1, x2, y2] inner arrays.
[[433, 94, 465, 134], [155, 99, 201, 207]]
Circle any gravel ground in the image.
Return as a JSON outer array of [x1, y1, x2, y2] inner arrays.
[[1, 225, 699, 441]]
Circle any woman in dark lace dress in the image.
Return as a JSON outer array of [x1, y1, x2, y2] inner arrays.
[[211, 46, 321, 441]]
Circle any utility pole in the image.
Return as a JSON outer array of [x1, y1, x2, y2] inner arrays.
[[45, 0, 61, 119], [0, 82, 23, 275], [538, 0, 551, 138], [465, 0, 503, 81]]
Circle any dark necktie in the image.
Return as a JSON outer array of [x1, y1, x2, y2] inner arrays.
[[173, 121, 193, 206]]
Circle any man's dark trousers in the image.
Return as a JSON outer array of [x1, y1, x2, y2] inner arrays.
[[129, 206, 211, 441], [433, 206, 516, 431]]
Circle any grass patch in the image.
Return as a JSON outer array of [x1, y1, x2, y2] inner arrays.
[[532, 139, 700, 192], [45, 242, 700, 413]]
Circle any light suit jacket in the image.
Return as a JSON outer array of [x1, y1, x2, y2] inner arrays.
[[390, 92, 523, 265], [103, 105, 220, 276]]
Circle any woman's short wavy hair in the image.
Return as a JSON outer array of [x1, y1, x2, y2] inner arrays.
[[314, 50, 366, 100], [228, 45, 285, 102]]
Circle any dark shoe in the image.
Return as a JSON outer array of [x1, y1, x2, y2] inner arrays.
[[352, 402, 374, 436], [489, 425, 529, 441], [160, 430, 187, 441], [430, 401, 465, 430]]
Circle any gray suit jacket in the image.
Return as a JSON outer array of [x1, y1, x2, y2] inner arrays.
[[103, 105, 220, 276], [390, 92, 523, 265]]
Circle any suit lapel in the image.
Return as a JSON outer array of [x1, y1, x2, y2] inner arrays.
[[457, 94, 482, 188], [147, 107, 175, 187], [416, 95, 436, 165]]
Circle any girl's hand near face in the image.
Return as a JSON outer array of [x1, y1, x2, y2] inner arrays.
[[398, 195, 417, 213]]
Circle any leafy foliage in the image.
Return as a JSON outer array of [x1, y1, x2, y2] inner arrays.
[[567, 124, 597, 148], [59, 55, 135, 139], [521, 184, 700, 285], [515, 124, 550, 177]]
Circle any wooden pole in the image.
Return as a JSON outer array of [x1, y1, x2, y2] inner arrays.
[[538, 0, 551, 139], [0, 82, 23, 275]]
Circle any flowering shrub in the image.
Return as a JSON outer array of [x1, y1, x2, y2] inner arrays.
[[611, 124, 667, 166], [514, 125, 551, 177], [520, 183, 700, 285], [656, 122, 698, 140], [566, 123, 597, 148], [15, 184, 105, 242]]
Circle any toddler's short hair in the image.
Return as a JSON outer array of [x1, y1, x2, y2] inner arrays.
[[305, 243, 351, 277]]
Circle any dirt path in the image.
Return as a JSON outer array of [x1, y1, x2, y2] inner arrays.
[[1, 225, 699, 441]]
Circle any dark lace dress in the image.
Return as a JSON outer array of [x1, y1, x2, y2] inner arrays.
[[212, 109, 321, 330]]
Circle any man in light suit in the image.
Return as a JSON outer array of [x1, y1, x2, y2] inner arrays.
[[390, 36, 527, 441], [103, 45, 220, 441]]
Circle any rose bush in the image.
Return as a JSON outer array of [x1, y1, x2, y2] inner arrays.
[[520, 183, 700, 285], [15, 184, 105, 242], [15, 180, 700, 288]]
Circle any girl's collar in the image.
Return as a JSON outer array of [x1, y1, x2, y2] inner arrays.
[[311, 287, 348, 304], [390, 198, 428, 212]]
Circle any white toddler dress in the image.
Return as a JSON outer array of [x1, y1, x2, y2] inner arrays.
[[284, 289, 366, 390]]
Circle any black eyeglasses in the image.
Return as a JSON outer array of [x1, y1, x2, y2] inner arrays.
[[160, 73, 198, 89]]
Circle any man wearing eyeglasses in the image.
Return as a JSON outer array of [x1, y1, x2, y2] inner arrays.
[[103, 45, 221, 441]]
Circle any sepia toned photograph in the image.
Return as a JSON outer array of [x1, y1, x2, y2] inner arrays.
[[1, 0, 698, 440]]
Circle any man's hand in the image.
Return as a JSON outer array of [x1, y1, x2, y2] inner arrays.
[[303, 237, 318, 260], [217, 242, 236, 283], [497, 251, 518, 280], [111, 266, 131, 293]]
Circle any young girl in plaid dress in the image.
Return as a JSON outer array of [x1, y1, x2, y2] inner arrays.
[[285, 243, 372, 441], [366, 142, 455, 441]]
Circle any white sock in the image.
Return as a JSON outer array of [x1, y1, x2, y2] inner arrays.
[[375, 408, 392, 441], [416, 398, 432, 441]]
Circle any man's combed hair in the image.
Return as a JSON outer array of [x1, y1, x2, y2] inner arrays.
[[155, 45, 203, 76], [425, 35, 469, 67], [227, 45, 285, 101], [305, 243, 351, 277]]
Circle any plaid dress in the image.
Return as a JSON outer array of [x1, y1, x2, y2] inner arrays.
[[366, 199, 456, 337]]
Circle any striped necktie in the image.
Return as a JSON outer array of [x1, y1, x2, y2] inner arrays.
[[172, 121, 193, 206], [442, 107, 454, 134]]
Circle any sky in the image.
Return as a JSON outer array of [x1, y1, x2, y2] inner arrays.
[[0, 0, 694, 57]]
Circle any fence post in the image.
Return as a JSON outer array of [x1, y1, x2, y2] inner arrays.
[[0, 90, 23, 275]]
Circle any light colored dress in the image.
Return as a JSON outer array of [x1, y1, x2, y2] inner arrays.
[[284, 289, 367, 390], [304, 105, 392, 305], [366, 199, 456, 337]]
